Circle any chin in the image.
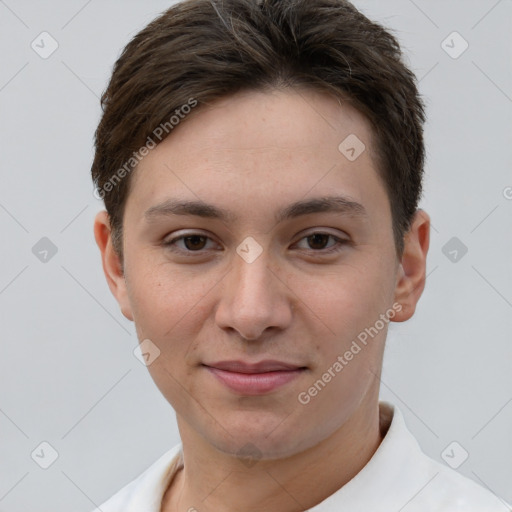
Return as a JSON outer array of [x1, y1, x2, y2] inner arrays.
[[203, 412, 316, 461], [211, 435, 304, 462]]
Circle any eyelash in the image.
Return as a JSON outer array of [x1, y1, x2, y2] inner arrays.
[[162, 232, 350, 256]]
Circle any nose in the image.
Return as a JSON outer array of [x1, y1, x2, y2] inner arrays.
[[214, 246, 294, 341]]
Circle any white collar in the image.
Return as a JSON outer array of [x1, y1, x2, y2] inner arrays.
[[96, 401, 510, 511]]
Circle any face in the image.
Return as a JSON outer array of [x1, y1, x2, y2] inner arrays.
[[96, 88, 426, 459]]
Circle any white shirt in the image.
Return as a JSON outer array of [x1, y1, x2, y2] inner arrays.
[[93, 402, 511, 511]]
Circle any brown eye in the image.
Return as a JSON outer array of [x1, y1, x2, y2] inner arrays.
[[294, 232, 350, 255], [182, 235, 208, 251], [306, 233, 331, 250], [163, 232, 217, 254]]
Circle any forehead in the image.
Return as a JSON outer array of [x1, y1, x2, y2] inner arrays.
[[125, 88, 388, 226]]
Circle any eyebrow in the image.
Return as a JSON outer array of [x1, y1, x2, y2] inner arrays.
[[144, 195, 369, 225]]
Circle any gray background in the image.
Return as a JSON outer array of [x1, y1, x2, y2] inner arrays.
[[0, 0, 511, 510]]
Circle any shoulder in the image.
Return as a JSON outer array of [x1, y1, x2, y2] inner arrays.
[[89, 444, 183, 512], [411, 454, 510, 511], [380, 402, 510, 511]]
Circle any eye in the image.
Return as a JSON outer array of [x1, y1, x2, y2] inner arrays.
[[162, 231, 350, 257], [294, 232, 350, 254], [163, 232, 219, 254]]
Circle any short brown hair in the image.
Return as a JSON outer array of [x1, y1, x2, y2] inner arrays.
[[91, 0, 426, 261]]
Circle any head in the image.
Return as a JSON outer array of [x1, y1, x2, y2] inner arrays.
[[93, 0, 429, 459]]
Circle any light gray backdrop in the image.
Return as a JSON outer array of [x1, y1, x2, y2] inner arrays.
[[1, 1, 511, 510]]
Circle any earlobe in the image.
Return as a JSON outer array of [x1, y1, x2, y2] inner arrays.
[[93, 211, 134, 321], [392, 209, 430, 323]]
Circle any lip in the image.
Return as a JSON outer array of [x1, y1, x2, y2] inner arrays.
[[203, 360, 307, 395]]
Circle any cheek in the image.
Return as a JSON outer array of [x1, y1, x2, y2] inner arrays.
[[297, 265, 392, 424], [126, 260, 213, 336], [290, 258, 395, 339]]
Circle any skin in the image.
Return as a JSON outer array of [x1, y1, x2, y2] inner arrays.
[[94, 88, 430, 512]]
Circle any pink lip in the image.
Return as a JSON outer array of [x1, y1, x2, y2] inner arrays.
[[203, 360, 306, 395]]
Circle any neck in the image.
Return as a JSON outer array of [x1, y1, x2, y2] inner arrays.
[[162, 392, 385, 512]]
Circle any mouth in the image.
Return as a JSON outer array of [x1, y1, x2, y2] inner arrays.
[[202, 360, 308, 395]]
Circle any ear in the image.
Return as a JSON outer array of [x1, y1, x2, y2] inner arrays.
[[93, 211, 134, 321], [392, 209, 430, 322]]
